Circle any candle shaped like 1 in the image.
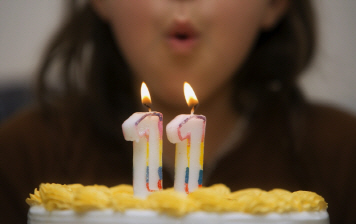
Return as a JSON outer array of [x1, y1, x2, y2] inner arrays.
[[166, 82, 206, 194], [122, 82, 163, 198]]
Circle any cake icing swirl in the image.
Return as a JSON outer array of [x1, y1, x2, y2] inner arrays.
[[27, 183, 327, 216]]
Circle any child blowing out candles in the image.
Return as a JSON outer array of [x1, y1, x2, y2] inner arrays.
[[1, 1, 356, 223]]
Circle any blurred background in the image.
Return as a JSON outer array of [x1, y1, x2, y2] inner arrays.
[[0, 0, 355, 124]]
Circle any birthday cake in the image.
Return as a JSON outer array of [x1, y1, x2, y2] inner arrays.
[[27, 183, 329, 224], [27, 84, 329, 223]]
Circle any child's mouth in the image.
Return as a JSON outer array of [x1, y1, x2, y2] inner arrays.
[[167, 22, 199, 53], [175, 33, 189, 40]]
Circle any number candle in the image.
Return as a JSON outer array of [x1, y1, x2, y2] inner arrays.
[[122, 82, 163, 198], [166, 82, 206, 194]]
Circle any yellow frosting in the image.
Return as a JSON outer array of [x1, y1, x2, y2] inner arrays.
[[26, 183, 327, 216]]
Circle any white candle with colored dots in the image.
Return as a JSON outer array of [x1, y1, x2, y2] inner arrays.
[[166, 82, 206, 194], [122, 82, 163, 198]]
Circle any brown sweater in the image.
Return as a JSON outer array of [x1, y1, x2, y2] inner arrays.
[[1, 103, 356, 223]]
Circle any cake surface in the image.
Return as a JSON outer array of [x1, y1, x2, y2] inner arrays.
[[27, 183, 329, 224]]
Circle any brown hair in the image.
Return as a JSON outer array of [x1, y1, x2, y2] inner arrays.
[[234, 0, 315, 117], [36, 0, 315, 137]]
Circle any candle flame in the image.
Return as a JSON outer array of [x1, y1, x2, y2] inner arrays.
[[184, 82, 199, 113], [141, 82, 152, 111]]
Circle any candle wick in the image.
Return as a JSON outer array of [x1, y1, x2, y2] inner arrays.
[[144, 104, 152, 112], [190, 104, 198, 114]]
